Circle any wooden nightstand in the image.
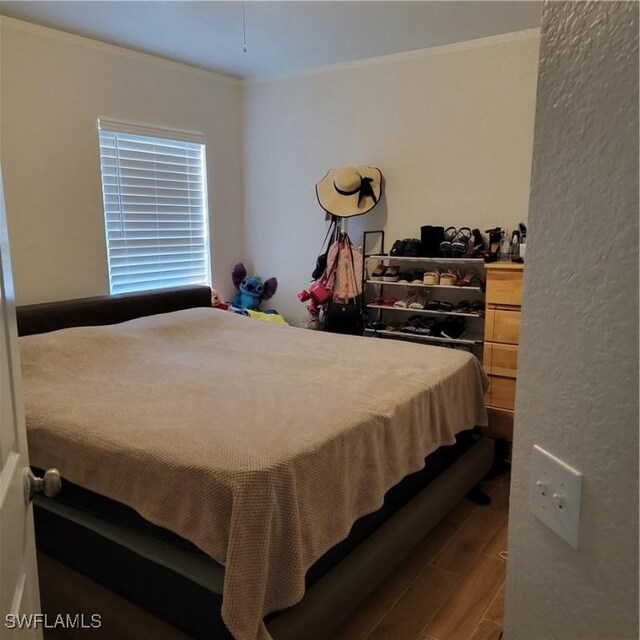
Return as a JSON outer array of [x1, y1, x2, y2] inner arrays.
[[483, 262, 524, 441]]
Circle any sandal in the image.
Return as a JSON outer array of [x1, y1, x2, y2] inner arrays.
[[383, 265, 401, 282], [464, 229, 486, 258], [458, 268, 483, 287], [409, 290, 429, 310], [394, 290, 418, 308], [451, 227, 472, 257], [439, 227, 457, 257], [423, 270, 441, 285]]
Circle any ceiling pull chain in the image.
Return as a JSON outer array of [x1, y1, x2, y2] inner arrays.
[[242, 1, 247, 53]]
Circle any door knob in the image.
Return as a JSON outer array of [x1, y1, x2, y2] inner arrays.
[[24, 468, 61, 503]]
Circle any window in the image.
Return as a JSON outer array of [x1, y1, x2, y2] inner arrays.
[[98, 120, 211, 294]]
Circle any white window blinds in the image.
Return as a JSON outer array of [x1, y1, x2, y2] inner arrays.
[[98, 121, 211, 294]]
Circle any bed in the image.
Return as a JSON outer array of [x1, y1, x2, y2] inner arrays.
[[17, 285, 494, 640]]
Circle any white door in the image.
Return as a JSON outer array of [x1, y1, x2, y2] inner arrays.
[[0, 167, 45, 639]]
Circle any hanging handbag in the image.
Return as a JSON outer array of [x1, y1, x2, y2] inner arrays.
[[311, 217, 337, 281], [330, 234, 364, 300], [325, 236, 363, 335]]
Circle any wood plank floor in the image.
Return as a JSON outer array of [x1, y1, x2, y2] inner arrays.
[[329, 473, 510, 640]]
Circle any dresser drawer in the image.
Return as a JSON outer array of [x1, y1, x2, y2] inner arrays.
[[485, 268, 523, 306], [486, 376, 517, 411], [485, 308, 521, 345], [484, 343, 518, 378]]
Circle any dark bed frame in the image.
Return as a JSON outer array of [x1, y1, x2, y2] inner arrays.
[[19, 286, 495, 640]]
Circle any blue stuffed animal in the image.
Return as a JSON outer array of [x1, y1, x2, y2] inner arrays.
[[230, 263, 278, 311]]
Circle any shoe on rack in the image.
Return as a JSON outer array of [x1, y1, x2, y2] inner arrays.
[[469, 300, 485, 316], [464, 229, 486, 258], [420, 226, 445, 258], [457, 268, 483, 287], [390, 240, 406, 256], [398, 270, 414, 283], [369, 261, 387, 281], [403, 238, 421, 257], [439, 227, 457, 257], [401, 316, 422, 333], [409, 290, 429, 310], [411, 269, 425, 284], [394, 289, 419, 308], [383, 265, 401, 281], [423, 270, 441, 285], [440, 317, 467, 340], [413, 317, 436, 335], [451, 228, 472, 257], [439, 270, 460, 286]]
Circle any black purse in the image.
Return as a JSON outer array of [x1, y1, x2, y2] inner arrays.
[[324, 301, 363, 335], [312, 217, 337, 281]]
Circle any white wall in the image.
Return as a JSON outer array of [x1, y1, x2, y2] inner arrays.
[[244, 31, 540, 322], [505, 2, 639, 639], [0, 18, 244, 305]]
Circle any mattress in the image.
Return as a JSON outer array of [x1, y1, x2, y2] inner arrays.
[[33, 429, 478, 639], [21, 307, 488, 640]]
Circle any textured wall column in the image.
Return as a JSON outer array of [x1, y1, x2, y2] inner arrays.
[[505, 2, 638, 639]]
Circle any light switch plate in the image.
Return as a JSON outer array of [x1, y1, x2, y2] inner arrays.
[[530, 445, 583, 549]]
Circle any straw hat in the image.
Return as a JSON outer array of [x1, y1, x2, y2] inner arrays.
[[315, 166, 382, 218]]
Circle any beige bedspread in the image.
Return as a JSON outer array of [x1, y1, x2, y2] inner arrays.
[[20, 308, 488, 640]]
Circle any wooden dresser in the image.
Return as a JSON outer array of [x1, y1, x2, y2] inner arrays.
[[483, 263, 524, 441]]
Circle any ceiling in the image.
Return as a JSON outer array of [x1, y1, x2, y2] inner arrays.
[[0, 1, 542, 79]]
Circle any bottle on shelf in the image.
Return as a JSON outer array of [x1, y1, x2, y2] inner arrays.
[[510, 230, 521, 261], [498, 231, 511, 262]]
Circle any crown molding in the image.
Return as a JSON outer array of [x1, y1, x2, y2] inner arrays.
[[0, 16, 539, 87], [0, 16, 242, 86], [246, 28, 541, 85]]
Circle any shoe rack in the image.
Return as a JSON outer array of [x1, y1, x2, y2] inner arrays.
[[362, 253, 487, 356]]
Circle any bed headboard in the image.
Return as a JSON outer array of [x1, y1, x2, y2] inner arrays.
[[16, 285, 212, 336]]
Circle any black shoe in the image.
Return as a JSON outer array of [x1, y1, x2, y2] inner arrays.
[[420, 225, 445, 257], [404, 238, 421, 257], [390, 240, 406, 256], [441, 317, 467, 340]]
